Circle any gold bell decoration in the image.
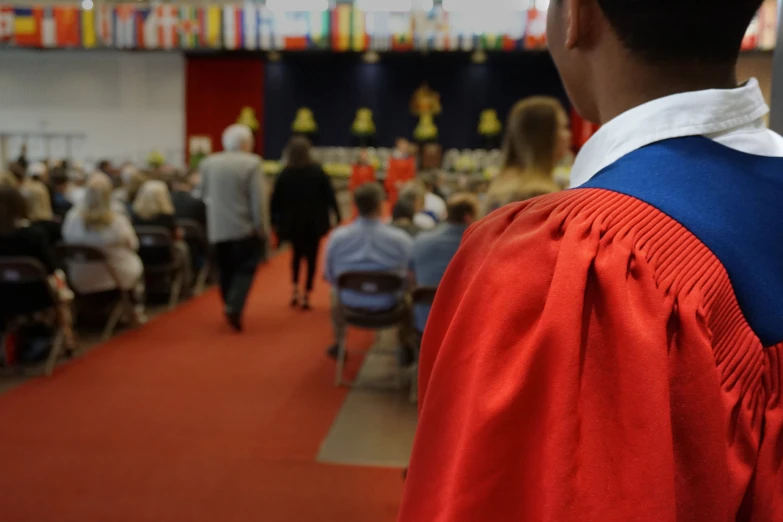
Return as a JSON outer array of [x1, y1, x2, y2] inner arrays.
[[478, 108, 503, 148], [292, 108, 318, 134], [237, 107, 260, 131], [352, 107, 376, 146], [410, 84, 441, 143]]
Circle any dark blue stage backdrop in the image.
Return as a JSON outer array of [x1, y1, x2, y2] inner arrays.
[[263, 52, 569, 159]]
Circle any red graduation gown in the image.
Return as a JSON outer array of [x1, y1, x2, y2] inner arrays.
[[385, 156, 416, 208], [349, 164, 377, 192], [399, 190, 782, 522]]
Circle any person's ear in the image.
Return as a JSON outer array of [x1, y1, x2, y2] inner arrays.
[[564, 0, 582, 50]]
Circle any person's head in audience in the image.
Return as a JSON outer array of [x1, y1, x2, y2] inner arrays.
[[446, 193, 480, 227], [357, 148, 370, 165], [27, 162, 49, 183], [0, 171, 18, 188], [81, 173, 116, 229], [395, 137, 411, 158], [49, 167, 69, 193], [353, 182, 384, 219], [20, 179, 54, 223], [97, 160, 114, 176], [171, 170, 194, 193], [68, 168, 86, 187], [133, 180, 174, 220], [399, 181, 425, 214], [125, 169, 149, 204], [8, 162, 25, 186], [0, 185, 27, 235], [223, 124, 254, 153], [502, 97, 570, 179], [392, 199, 415, 223], [286, 135, 314, 169]]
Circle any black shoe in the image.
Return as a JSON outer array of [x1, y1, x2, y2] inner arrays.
[[301, 295, 311, 311], [326, 344, 339, 359], [226, 313, 243, 332], [290, 294, 299, 308]]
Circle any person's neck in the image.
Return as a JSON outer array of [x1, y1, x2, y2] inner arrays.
[[359, 213, 381, 222], [593, 59, 738, 124]]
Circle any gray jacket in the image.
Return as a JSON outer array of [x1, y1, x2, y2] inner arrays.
[[200, 151, 269, 244]]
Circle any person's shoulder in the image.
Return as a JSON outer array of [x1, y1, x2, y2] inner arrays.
[[328, 222, 356, 244], [381, 222, 414, 248]]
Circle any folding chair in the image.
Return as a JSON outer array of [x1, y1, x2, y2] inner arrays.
[[0, 257, 66, 376], [56, 244, 136, 341], [334, 271, 409, 388], [135, 227, 185, 310], [177, 219, 211, 295], [409, 286, 438, 403]]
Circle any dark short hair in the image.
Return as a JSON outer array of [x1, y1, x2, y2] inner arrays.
[[446, 193, 479, 224], [286, 135, 313, 169], [354, 182, 384, 217], [50, 166, 69, 186], [596, 0, 763, 63], [392, 200, 415, 221]]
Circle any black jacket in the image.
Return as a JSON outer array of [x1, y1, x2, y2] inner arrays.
[[171, 190, 207, 229], [270, 164, 340, 243]]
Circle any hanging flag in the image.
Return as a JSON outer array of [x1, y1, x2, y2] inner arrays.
[[258, 6, 276, 50], [178, 5, 200, 49], [525, 8, 547, 50], [198, 6, 221, 48], [41, 7, 56, 48], [156, 5, 179, 49], [331, 4, 350, 51], [280, 12, 308, 50], [390, 12, 413, 51], [223, 5, 243, 50], [432, 8, 449, 51], [81, 7, 96, 48], [242, 2, 258, 50], [0, 6, 14, 43], [137, 8, 158, 49], [14, 7, 41, 47], [115, 5, 136, 49], [95, 5, 112, 47], [479, 34, 504, 51], [351, 8, 368, 51], [54, 6, 80, 47], [309, 10, 329, 50], [413, 8, 437, 51], [368, 11, 391, 51]]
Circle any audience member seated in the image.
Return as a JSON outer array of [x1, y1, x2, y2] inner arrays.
[[20, 178, 62, 245], [171, 171, 207, 229], [349, 148, 377, 193], [27, 162, 49, 183], [390, 199, 421, 238], [7, 163, 25, 187], [420, 171, 448, 224], [48, 167, 73, 219], [410, 193, 479, 333], [485, 96, 570, 213], [0, 185, 76, 351], [131, 180, 192, 286], [324, 182, 414, 359], [62, 173, 146, 323], [66, 168, 87, 206], [399, 182, 436, 231]]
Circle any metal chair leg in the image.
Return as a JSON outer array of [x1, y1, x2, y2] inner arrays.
[[44, 329, 65, 376], [102, 300, 126, 341], [169, 271, 184, 310], [334, 339, 347, 387]]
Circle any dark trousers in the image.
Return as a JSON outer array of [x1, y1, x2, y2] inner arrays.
[[214, 236, 263, 317], [291, 236, 320, 292]]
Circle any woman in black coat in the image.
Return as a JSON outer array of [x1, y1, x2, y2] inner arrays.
[[271, 136, 341, 310]]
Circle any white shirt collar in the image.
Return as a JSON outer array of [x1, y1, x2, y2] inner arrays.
[[569, 78, 771, 187]]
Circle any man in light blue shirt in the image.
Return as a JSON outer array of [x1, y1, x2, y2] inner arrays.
[[411, 193, 479, 333], [325, 182, 413, 357]]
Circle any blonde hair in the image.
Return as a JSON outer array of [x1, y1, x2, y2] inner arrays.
[[132, 180, 174, 220], [0, 171, 18, 187], [20, 179, 53, 221], [502, 96, 567, 176], [81, 173, 115, 229], [126, 170, 149, 204]]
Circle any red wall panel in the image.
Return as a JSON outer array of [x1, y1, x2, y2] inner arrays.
[[185, 56, 264, 159]]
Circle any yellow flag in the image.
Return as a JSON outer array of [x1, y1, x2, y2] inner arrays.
[[81, 9, 96, 48], [206, 6, 221, 48], [351, 8, 367, 52]]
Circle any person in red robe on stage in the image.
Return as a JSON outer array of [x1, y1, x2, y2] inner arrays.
[[399, 0, 783, 521], [385, 138, 416, 208], [349, 148, 377, 193]]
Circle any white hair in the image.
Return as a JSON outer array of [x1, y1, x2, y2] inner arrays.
[[132, 180, 174, 219], [27, 162, 47, 179], [222, 124, 253, 152]]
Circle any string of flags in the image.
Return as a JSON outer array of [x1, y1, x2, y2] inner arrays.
[[0, 4, 548, 52], [0, 3, 776, 53]]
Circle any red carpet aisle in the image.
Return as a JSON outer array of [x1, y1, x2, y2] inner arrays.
[[0, 252, 403, 522]]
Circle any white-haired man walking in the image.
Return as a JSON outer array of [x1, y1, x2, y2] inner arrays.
[[199, 124, 269, 331]]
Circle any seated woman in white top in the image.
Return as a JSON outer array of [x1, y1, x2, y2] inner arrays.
[[62, 173, 146, 321]]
